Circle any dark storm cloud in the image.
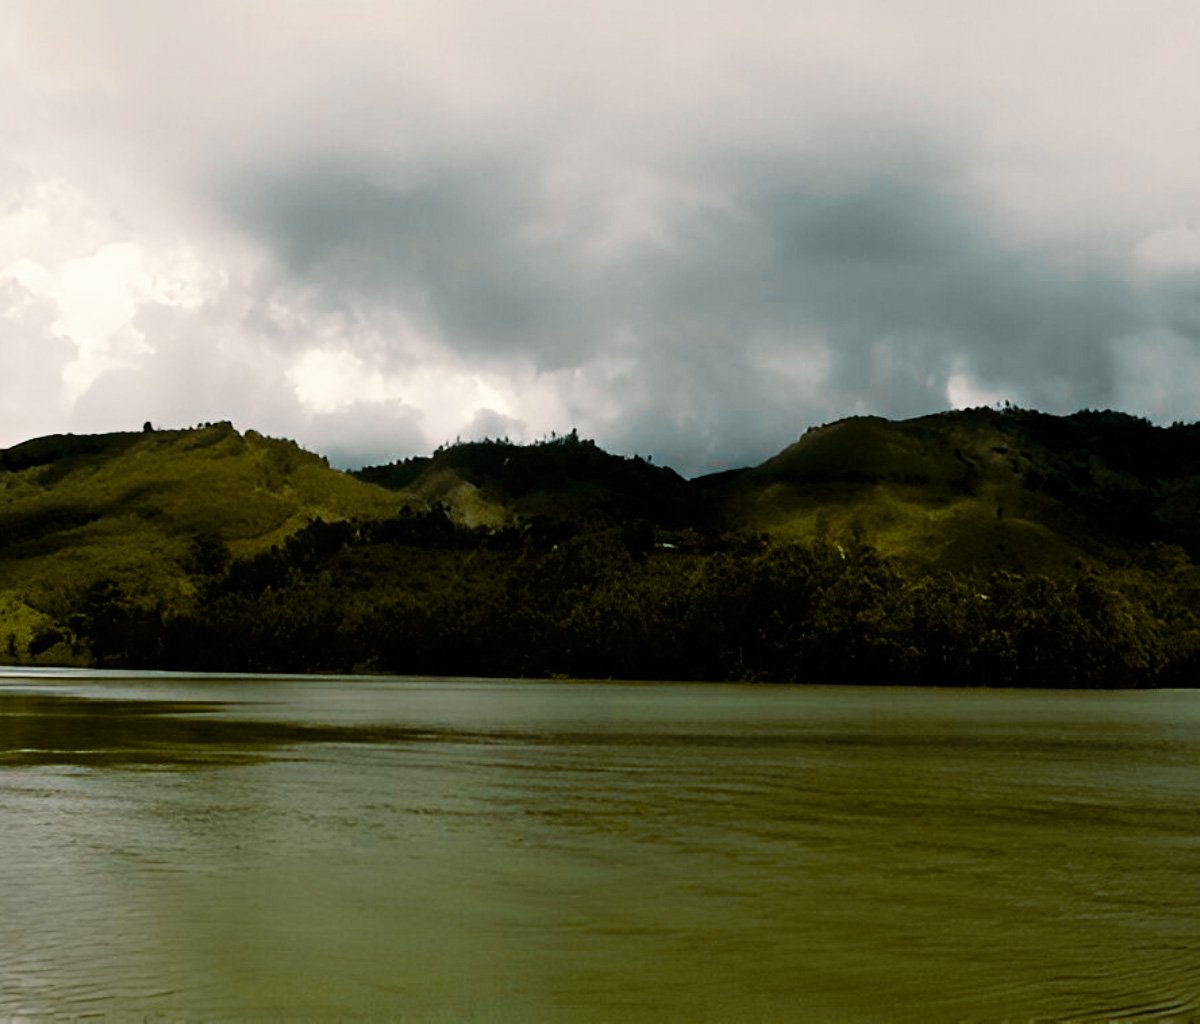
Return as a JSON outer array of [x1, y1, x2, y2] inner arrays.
[[216, 151, 1142, 473], [1137, 253, 1200, 343], [757, 179, 1135, 408], [632, 171, 1139, 469], [219, 161, 597, 369]]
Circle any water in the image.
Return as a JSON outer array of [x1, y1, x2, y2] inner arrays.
[[2, 672, 1199, 1022]]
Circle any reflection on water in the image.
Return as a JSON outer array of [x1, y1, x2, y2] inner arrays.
[[2, 673, 1200, 1021]]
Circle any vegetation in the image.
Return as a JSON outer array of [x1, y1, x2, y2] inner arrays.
[[3, 409, 1200, 687]]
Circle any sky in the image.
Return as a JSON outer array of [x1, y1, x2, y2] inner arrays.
[[3, 0, 1200, 476]]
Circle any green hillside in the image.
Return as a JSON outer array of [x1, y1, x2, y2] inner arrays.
[[700, 407, 1200, 572], [354, 429, 700, 530], [3, 408, 1200, 685], [0, 423, 420, 661]]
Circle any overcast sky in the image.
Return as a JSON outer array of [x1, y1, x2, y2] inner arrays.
[[3, 1, 1200, 475]]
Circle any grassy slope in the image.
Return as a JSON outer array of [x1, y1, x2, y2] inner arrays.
[[356, 434, 699, 529], [0, 424, 421, 655], [4, 408, 1199, 666], [702, 408, 1194, 572], [359, 409, 1200, 574]]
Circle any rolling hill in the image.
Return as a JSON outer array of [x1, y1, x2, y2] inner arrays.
[[353, 429, 701, 530], [696, 407, 1200, 571], [2, 407, 1199, 681], [0, 422, 421, 658]]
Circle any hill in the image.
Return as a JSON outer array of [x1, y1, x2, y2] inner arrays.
[[353, 405, 1200, 570], [353, 429, 701, 531], [0, 423, 420, 661], [3, 408, 1200, 685], [698, 407, 1200, 571]]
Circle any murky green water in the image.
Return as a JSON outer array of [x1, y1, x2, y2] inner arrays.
[[2, 671, 1199, 1021]]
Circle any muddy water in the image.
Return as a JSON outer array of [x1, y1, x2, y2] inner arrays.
[[2, 672, 1199, 1021]]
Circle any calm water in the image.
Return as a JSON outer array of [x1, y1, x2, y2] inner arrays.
[[2, 672, 1199, 1022]]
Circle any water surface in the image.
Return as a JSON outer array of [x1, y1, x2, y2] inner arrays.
[[2, 671, 1198, 1021]]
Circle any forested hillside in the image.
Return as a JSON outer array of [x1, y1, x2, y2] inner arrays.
[[3, 409, 1199, 686]]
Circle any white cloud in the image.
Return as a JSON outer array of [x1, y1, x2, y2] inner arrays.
[[287, 348, 402, 414], [1114, 329, 1200, 424], [946, 368, 1007, 411], [0, 277, 75, 438], [1129, 224, 1200, 343], [53, 243, 154, 393], [1132, 224, 1200, 276]]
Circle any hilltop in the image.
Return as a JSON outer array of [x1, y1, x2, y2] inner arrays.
[[354, 428, 701, 531], [2, 408, 1199, 685], [0, 422, 420, 660], [697, 407, 1200, 571]]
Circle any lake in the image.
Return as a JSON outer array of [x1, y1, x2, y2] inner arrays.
[[1, 671, 1198, 1021]]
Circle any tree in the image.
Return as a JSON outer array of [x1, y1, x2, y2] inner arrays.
[[187, 533, 231, 578]]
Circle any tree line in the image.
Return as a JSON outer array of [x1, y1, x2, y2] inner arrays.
[[60, 509, 1200, 687]]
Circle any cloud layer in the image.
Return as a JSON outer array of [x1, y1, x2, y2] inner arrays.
[[4, 1, 1200, 474]]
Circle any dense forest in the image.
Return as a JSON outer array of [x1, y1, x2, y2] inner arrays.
[[3, 408, 1200, 687], [67, 512, 1200, 687]]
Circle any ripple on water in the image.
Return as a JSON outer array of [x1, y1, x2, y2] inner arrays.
[[4, 679, 1200, 1020]]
